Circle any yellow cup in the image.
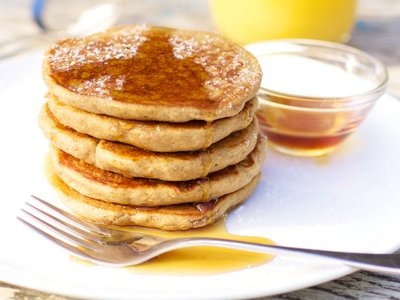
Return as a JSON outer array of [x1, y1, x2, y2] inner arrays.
[[210, 0, 357, 44]]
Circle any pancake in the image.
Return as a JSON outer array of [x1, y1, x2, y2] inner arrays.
[[50, 136, 266, 206], [39, 103, 259, 181], [39, 104, 99, 164], [43, 25, 262, 122], [47, 94, 257, 152], [53, 169, 261, 230]]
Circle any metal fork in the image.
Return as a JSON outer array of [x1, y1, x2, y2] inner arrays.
[[18, 195, 400, 273]]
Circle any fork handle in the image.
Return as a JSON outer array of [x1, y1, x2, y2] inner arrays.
[[172, 238, 400, 274]]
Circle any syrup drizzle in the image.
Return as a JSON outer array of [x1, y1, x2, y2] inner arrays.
[[46, 26, 261, 112]]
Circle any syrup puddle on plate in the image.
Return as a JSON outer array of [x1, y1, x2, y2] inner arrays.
[[120, 220, 275, 275], [70, 220, 275, 275]]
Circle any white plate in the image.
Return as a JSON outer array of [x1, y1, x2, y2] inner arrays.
[[0, 53, 400, 300]]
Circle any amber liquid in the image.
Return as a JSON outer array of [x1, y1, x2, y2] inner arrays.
[[262, 128, 352, 157], [45, 155, 275, 275], [257, 98, 368, 157], [121, 221, 275, 275], [48, 27, 216, 110], [69, 220, 275, 275]]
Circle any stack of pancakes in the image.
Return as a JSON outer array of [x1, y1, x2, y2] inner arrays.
[[39, 25, 264, 230]]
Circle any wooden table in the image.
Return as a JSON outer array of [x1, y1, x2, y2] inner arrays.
[[1, 0, 399, 299]]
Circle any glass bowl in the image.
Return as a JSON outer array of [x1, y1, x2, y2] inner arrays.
[[245, 39, 388, 157]]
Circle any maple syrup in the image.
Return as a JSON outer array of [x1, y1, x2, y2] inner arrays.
[[48, 28, 215, 110], [256, 96, 372, 157], [122, 221, 274, 275], [262, 130, 351, 157]]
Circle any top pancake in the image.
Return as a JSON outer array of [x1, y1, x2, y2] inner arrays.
[[43, 25, 262, 122]]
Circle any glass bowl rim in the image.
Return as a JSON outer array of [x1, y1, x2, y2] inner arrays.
[[245, 38, 389, 103]]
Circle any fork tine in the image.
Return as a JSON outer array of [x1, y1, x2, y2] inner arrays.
[[17, 216, 96, 263], [24, 202, 103, 245], [19, 208, 99, 252], [30, 195, 111, 237]]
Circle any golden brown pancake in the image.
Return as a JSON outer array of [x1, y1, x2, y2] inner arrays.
[[39, 103, 259, 181], [47, 94, 257, 152], [39, 104, 98, 164], [50, 136, 266, 206], [53, 170, 261, 230], [43, 25, 262, 122]]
